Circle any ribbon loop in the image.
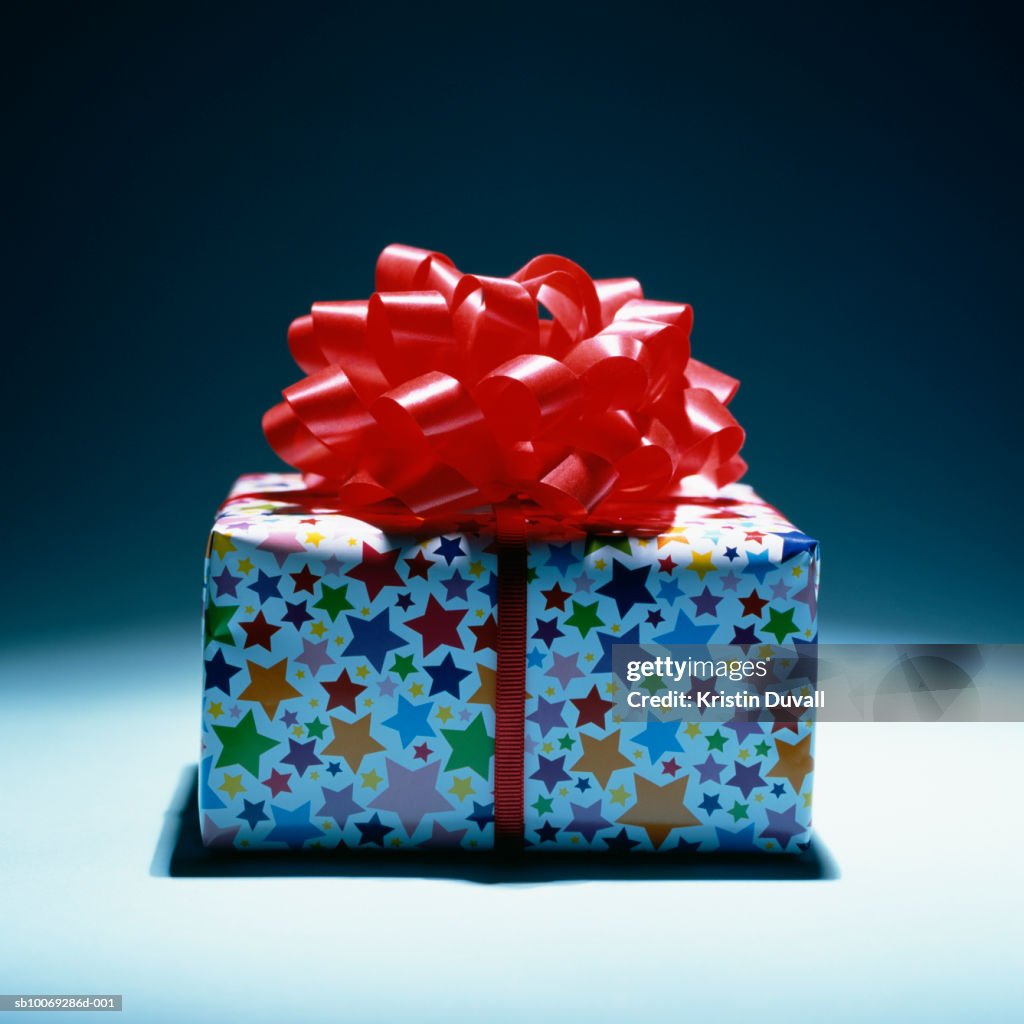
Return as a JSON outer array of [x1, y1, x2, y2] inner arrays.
[[265, 245, 746, 517]]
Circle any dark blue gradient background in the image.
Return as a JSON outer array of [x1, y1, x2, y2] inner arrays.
[[7, 4, 1022, 642]]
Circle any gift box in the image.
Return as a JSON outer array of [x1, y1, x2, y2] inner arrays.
[[199, 245, 819, 853]]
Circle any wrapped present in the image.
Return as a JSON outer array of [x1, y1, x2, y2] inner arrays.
[[199, 245, 819, 853]]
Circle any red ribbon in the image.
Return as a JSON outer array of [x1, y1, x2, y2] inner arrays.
[[263, 244, 746, 519], [260, 245, 750, 848]]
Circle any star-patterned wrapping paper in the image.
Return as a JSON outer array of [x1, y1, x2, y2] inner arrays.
[[201, 473, 819, 853]]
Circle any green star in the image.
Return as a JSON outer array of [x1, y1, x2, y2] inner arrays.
[[754, 739, 771, 757], [390, 653, 417, 681], [584, 535, 632, 558], [205, 602, 238, 646], [639, 674, 666, 697], [526, 566, 539, 584], [564, 600, 605, 638], [558, 734, 575, 750], [441, 712, 494, 779], [531, 794, 554, 815], [305, 717, 328, 740], [213, 710, 278, 776], [728, 801, 749, 823], [763, 606, 799, 644], [313, 583, 355, 621], [706, 729, 727, 752]]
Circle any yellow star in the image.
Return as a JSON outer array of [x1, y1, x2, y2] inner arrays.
[[468, 560, 485, 578], [296, 670, 305, 679], [236, 557, 254, 574], [292, 725, 303, 738], [686, 550, 716, 580], [595, 558, 606, 570], [448, 776, 475, 801], [609, 785, 630, 806], [759, 645, 774, 659], [244, 605, 254, 615], [656, 527, 689, 549], [611, 623, 620, 633], [545, 686, 555, 697], [409, 682, 424, 698], [738, 748, 750, 760], [390, 837, 402, 847], [334, 636, 345, 645], [305, 530, 326, 547], [321, 714, 385, 772], [362, 697, 373, 707], [542, 741, 553, 754], [791, 565, 803, 578], [558, 787, 568, 797], [310, 621, 328, 638], [211, 532, 236, 557], [604, 681, 619, 696], [475, 608, 485, 618], [585, 653, 594, 662], [309, 698, 319, 707], [348, 538, 358, 547], [218, 774, 245, 798], [436, 706, 453, 723], [684, 722, 702, 739], [322, 820, 332, 829], [208, 701, 223, 719], [239, 659, 301, 720], [361, 607, 370, 616], [309, 771, 319, 781], [570, 835, 581, 844], [804, 791, 813, 808], [356, 665, 370, 679], [360, 769, 383, 790]]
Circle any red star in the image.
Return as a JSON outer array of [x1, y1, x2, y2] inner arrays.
[[745, 530, 765, 544], [299, 518, 318, 525], [347, 542, 404, 600], [658, 556, 675, 574], [739, 588, 768, 618], [321, 668, 367, 713], [413, 742, 433, 762], [570, 685, 615, 729], [405, 595, 466, 656], [661, 757, 682, 777], [540, 582, 572, 611], [290, 565, 321, 595], [241, 611, 280, 651], [404, 550, 434, 580], [469, 614, 499, 653], [261, 768, 292, 797]]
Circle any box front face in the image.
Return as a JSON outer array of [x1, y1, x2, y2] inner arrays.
[[200, 475, 817, 853]]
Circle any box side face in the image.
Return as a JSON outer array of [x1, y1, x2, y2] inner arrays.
[[523, 495, 819, 852], [199, 478, 500, 851]]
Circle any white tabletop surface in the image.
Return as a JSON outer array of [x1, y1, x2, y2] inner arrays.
[[2, 625, 1021, 1022]]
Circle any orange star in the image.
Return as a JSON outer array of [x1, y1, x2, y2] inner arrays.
[[766, 733, 814, 793], [239, 659, 301, 720], [570, 731, 634, 789], [616, 774, 699, 848], [321, 714, 385, 772]]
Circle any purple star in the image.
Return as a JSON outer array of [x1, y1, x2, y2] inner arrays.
[[725, 759, 766, 799], [759, 803, 803, 850], [369, 759, 453, 836], [281, 738, 323, 777], [532, 617, 565, 648], [280, 709, 299, 727], [441, 572, 472, 602], [281, 599, 313, 630], [770, 579, 791, 601], [418, 822, 469, 849], [322, 555, 345, 576], [201, 814, 241, 849], [695, 754, 725, 783], [572, 570, 595, 594], [258, 530, 308, 568], [646, 609, 665, 626], [566, 800, 613, 843], [527, 697, 566, 737], [719, 571, 742, 592], [690, 585, 722, 618], [296, 638, 335, 676], [316, 783, 363, 828], [213, 567, 242, 598], [394, 593, 414, 611], [546, 652, 584, 690], [228, 705, 242, 719], [529, 754, 571, 793], [378, 677, 398, 698]]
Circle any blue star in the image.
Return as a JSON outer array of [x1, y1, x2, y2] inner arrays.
[[776, 531, 818, 563], [715, 823, 757, 851], [326, 761, 343, 776], [594, 623, 641, 674], [381, 696, 436, 748], [355, 812, 393, 847], [281, 599, 313, 630], [605, 827, 641, 852], [478, 572, 499, 606], [204, 649, 241, 695], [466, 801, 495, 831], [723, 546, 739, 562], [345, 609, 407, 672], [526, 646, 546, 668], [699, 792, 722, 814], [657, 578, 684, 605], [248, 569, 283, 604], [759, 803, 804, 850], [433, 536, 465, 566], [545, 542, 578, 576], [425, 651, 472, 698], [743, 550, 774, 583], [595, 558, 655, 618], [265, 801, 321, 849], [237, 799, 269, 830], [199, 756, 225, 810], [632, 719, 683, 763], [654, 609, 718, 645], [771, 782, 786, 797], [574, 777, 592, 793], [535, 820, 560, 843]]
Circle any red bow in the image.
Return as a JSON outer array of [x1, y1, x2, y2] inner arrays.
[[263, 245, 746, 517]]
